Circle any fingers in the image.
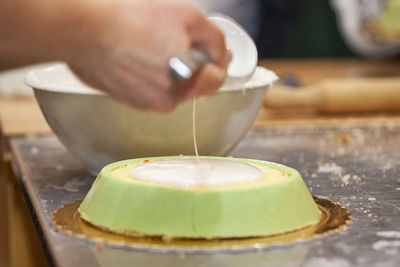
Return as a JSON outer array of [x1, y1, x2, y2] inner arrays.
[[71, 57, 178, 113], [110, 61, 225, 112], [117, 57, 172, 94], [114, 65, 178, 112], [174, 63, 227, 100], [178, 7, 231, 100], [92, 63, 177, 113], [184, 10, 231, 69]]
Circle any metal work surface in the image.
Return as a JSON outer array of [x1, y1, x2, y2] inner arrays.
[[10, 123, 400, 267]]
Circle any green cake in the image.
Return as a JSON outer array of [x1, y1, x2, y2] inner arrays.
[[78, 156, 321, 239]]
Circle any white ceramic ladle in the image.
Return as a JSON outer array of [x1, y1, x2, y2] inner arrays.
[[169, 15, 258, 85]]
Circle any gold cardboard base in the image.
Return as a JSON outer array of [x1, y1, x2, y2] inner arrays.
[[52, 197, 351, 252]]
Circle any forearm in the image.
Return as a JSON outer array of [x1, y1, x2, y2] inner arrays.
[[0, 0, 100, 69]]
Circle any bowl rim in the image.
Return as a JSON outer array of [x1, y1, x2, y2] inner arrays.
[[25, 63, 278, 95]]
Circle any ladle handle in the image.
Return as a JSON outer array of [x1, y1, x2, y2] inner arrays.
[[169, 49, 211, 82]]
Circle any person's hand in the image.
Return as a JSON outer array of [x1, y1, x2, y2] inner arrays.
[[65, 0, 231, 112], [0, 0, 230, 112]]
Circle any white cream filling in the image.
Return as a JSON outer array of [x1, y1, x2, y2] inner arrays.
[[130, 159, 263, 187]]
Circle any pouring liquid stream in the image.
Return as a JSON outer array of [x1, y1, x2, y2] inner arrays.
[[130, 90, 264, 186], [193, 98, 200, 162]]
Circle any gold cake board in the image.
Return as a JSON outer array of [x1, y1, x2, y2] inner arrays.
[[52, 197, 351, 253]]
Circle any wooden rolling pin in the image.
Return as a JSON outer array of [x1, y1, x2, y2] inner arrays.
[[264, 77, 400, 113]]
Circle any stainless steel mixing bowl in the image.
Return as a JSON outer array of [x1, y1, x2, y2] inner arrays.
[[26, 64, 277, 174]]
